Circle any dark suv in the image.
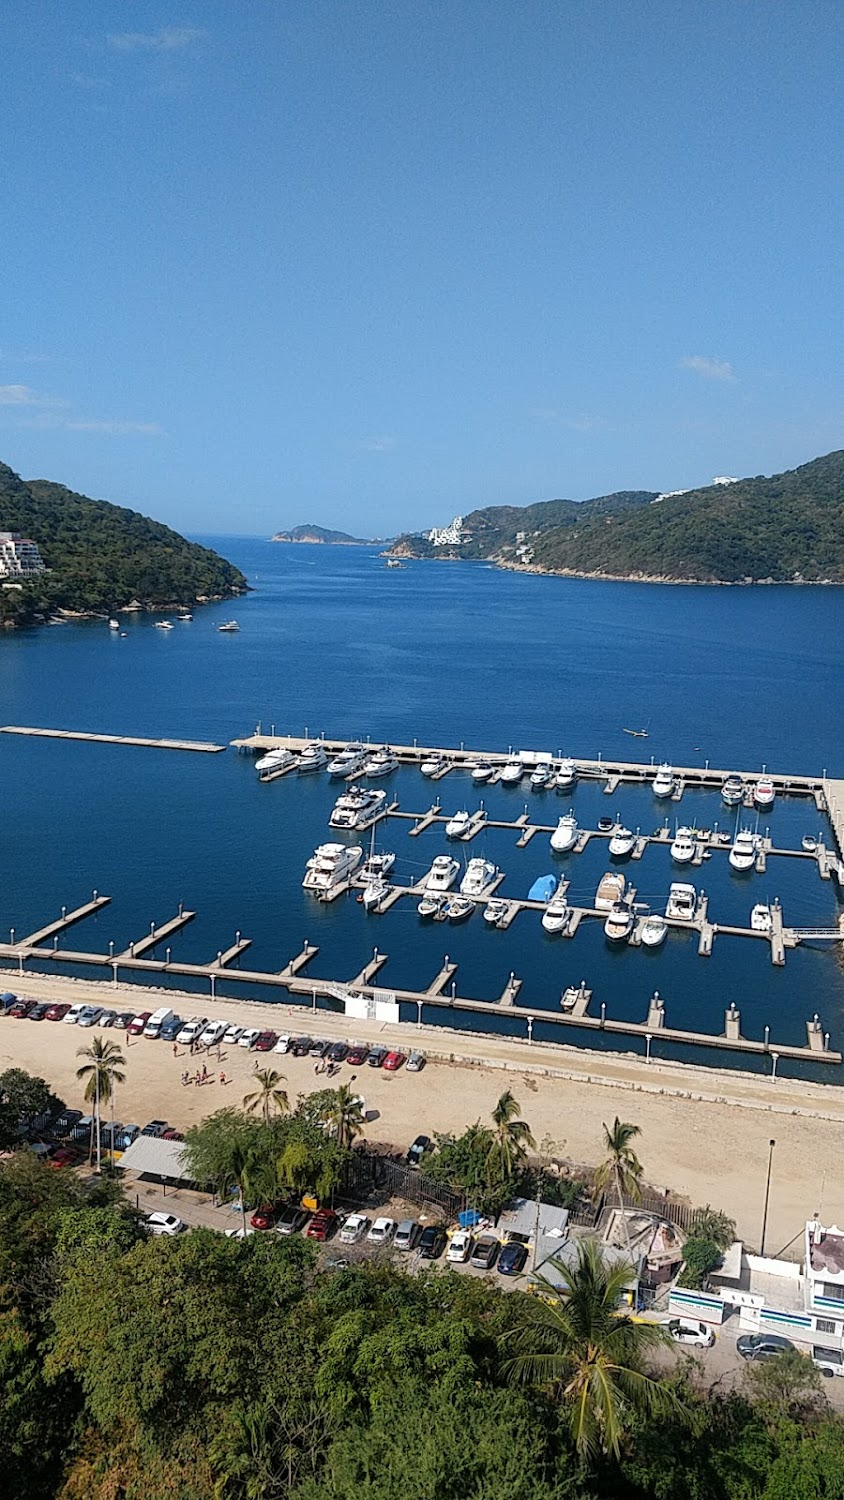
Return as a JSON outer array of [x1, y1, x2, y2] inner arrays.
[[736, 1333, 796, 1361], [418, 1224, 447, 1259]]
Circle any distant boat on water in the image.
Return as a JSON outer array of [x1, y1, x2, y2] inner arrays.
[[218, 620, 240, 632]]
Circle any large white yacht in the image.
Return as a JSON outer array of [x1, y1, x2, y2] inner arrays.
[[445, 810, 472, 839], [302, 842, 363, 893], [329, 786, 371, 828], [753, 777, 776, 810], [460, 857, 496, 897], [652, 763, 675, 798], [541, 886, 571, 933], [424, 854, 460, 892], [595, 871, 626, 910], [361, 849, 395, 881], [751, 902, 773, 933], [327, 743, 367, 778], [420, 754, 449, 777], [608, 825, 636, 857], [530, 763, 553, 790], [721, 774, 744, 806], [550, 813, 578, 853], [298, 741, 327, 773], [363, 747, 399, 777], [554, 759, 577, 791], [670, 827, 696, 863], [640, 913, 668, 948], [604, 901, 635, 943], [665, 882, 697, 921], [500, 757, 523, 784], [255, 747, 297, 776], [729, 828, 760, 871]]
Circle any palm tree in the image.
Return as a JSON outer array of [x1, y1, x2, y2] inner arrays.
[[689, 1204, 736, 1251], [76, 1036, 126, 1168], [487, 1090, 536, 1184], [242, 1069, 289, 1125], [592, 1118, 643, 1253], [500, 1237, 672, 1460], [323, 1084, 365, 1150]]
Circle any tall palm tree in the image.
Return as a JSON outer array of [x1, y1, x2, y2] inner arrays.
[[500, 1237, 672, 1460], [592, 1118, 643, 1254], [76, 1036, 126, 1168], [487, 1090, 536, 1184], [242, 1069, 289, 1126], [323, 1084, 365, 1150]]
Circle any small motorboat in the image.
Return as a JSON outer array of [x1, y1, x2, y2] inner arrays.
[[362, 878, 390, 911], [530, 764, 553, 791], [472, 760, 494, 783], [500, 757, 524, 784], [721, 774, 745, 806], [670, 827, 696, 863], [640, 913, 668, 948], [483, 897, 509, 927], [608, 825, 636, 857], [751, 903, 773, 934], [460, 857, 496, 896], [529, 874, 558, 903], [177, 613, 193, 622], [154, 619, 174, 630], [542, 886, 571, 934], [108, 618, 120, 630], [802, 835, 818, 852], [445, 894, 475, 922], [652, 763, 675, 797], [550, 813, 578, 853], [418, 892, 448, 918], [595, 871, 626, 910], [217, 620, 240, 632], [604, 901, 635, 943], [421, 754, 449, 778], [561, 983, 588, 1011], [753, 777, 776, 810], [361, 850, 396, 881], [729, 829, 760, 872], [445, 810, 472, 839], [554, 759, 577, 791], [598, 816, 614, 833]]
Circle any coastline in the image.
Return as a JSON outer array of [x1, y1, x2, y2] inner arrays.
[[386, 546, 844, 586]]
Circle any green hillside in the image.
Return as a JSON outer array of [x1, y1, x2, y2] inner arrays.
[[391, 490, 658, 560], [0, 462, 247, 624], [271, 523, 370, 544]]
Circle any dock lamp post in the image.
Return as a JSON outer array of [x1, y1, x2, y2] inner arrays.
[[416, 998, 423, 1028], [645, 1032, 652, 1064], [526, 1015, 534, 1045], [771, 1051, 780, 1082], [210, 973, 216, 1001], [760, 1138, 776, 1256]]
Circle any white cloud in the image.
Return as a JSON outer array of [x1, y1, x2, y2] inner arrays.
[[107, 26, 203, 53], [0, 383, 67, 408], [358, 435, 397, 452], [64, 419, 164, 436], [679, 355, 736, 383]]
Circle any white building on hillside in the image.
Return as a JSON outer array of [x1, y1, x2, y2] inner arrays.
[[426, 516, 464, 546], [0, 532, 46, 579]]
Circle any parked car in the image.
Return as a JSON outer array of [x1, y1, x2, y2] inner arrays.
[[159, 1016, 184, 1042], [306, 1208, 338, 1241], [339, 1213, 371, 1244], [367, 1217, 397, 1247], [394, 1220, 420, 1252], [140, 1119, 170, 1137], [382, 1050, 406, 1071], [48, 1145, 79, 1169], [253, 1030, 278, 1052], [291, 1036, 314, 1057], [406, 1050, 426, 1073], [128, 1012, 152, 1036], [367, 1045, 388, 1068], [812, 1346, 844, 1378], [327, 1040, 349, 1063], [0, 991, 18, 1013], [274, 1033, 292, 1053], [176, 1017, 207, 1045], [116, 1125, 140, 1149], [97, 1009, 118, 1027], [63, 1003, 86, 1024], [666, 1318, 715, 1348], [238, 1028, 263, 1050], [223, 1023, 245, 1045], [199, 1020, 228, 1049], [470, 1235, 500, 1270], [406, 1134, 432, 1167], [52, 1109, 83, 1136], [447, 1229, 475, 1263], [77, 1005, 103, 1028], [28, 1002, 50, 1021], [145, 1212, 186, 1236], [250, 1204, 282, 1230], [44, 1002, 70, 1021], [498, 1240, 529, 1276], [418, 1224, 447, 1260], [9, 999, 35, 1018], [736, 1333, 796, 1361], [161, 1128, 184, 1141], [345, 1043, 369, 1066], [112, 1011, 136, 1030], [309, 1039, 331, 1058], [275, 1203, 311, 1236]]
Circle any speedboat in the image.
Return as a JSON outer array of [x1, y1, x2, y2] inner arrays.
[[445, 810, 472, 838], [177, 612, 193, 621], [665, 882, 697, 921], [154, 620, 174, 630], [640, 913, 668, 948], [500, 757, 523, 784], [598, 816, 614, 832], [217, 620, 240, 632], [361, 850, 395, 880], [445, 894, 475, 922], [424, 854, 460, 892], [420, 754, 448, 777], [554, 759, 577, 791], [361, 878, 390, 911], [721, 775, 744, 806], [302, 842, 363, 893], [753, 777, 776, 810], [604, 901, 635, 943], [670, 827, 696, 863], [653, 764, 675, 797], [802, 835, 818, 852], [541, 887, 571, 933], [298, 741, 327, 772], [255, 746, 297, 776], [363, 747, 399, 777], [327, 743, 367, 778], [595, 871, 626, 910], [472, 760, 494, 783], [483, 897, 508, 926], [530, 764, 553, 790], [550, 813, 578, 853], [460, 857, 496, 896], [729, 828, 760, 872], [418, 891, 447, 918], [608, 825, 636, 857], [751, 903, 773, 934], [108, 618, 120, 630]]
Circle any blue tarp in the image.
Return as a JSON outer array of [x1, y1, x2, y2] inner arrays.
[[458, 1208, 482, 1228], [528, 874, 557, 902]]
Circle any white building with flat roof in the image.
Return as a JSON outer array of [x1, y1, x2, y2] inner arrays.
[[0, 532, 46, 579]]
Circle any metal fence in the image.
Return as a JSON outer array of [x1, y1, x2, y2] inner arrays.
[[343, 1150, 462, 1218], [569, 1187, 694, 1233]]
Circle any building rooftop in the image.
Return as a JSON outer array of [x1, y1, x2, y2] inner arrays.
[[808, 1223, 844, 1278]]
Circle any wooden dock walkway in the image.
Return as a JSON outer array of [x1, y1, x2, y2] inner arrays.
[[17, 895, 111, 949], [118, 909, 196, 960], [2, 726, 225, 752]]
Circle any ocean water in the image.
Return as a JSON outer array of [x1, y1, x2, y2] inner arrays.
[[1, 538, 842, 1080]]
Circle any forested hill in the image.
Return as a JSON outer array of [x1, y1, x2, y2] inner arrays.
[[0, 462, 247, 624], [391, 451, 844, 582], [390, 489, 659, 560], [271, 523, 371, 544]]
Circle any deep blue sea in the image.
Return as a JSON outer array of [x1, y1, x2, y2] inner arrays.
[[1, 538, 843, 1080]]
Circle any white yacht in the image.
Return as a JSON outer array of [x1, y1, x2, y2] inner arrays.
[[500, 757, 523, 784], [483, 897, 508, 926], [541, 887, 571, 934], [604, 901, 635, 943], [255, 747, 297, 776], [640, 913, 668, 948], [424, 854, 460, 892], [298, 741, 327, 772], [217, 620, 240, 632], [329, 786, 369, 828], [530, 764, 553, 790], [721, 774, 744, 806], [753, 777, 776, 810], [670, 826, 696, 863], [595, 871, 626, 910], [729, 828, 760, 872], [361, 877, 390, 911], [418, 891, 447, 918], [472, 760, 494, 783], [653, 763, 675, 798], [420, 754, 448, 777], [154, 619, 174, 630], [353, 789, 388, 827], [360, 849, 395, 881], [445, 894, 474, 922], [554, 759, 577, 791], [177, 612, 193, 622], [302, 842, 363, 893], [460, 857, 496, 897], [108, 618, 120, 630], [445, 810, 472, 839], [608, 825, 636, 857], [550, 813, 578, 853], [363, 747, 399, 777], [327, 743, 367, 778], [665, 882, 697, 921], [751, 902, 773, 934]]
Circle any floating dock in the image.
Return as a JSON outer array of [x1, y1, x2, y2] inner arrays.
[[1, 727, 225, 753]]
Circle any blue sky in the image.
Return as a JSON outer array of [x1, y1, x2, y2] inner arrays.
[[2, 2, 842, 537]]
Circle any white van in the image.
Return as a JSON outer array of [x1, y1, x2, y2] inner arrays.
[[144, 1006, 175, 1039], [812, 1345, 844, 1378]]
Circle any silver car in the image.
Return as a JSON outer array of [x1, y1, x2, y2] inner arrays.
[[394, 1220, 420, 1252], [406, 1050, 426, 1073], [77, 1005, 103, 1028]]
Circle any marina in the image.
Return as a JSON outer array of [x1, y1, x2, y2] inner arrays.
[[0, 726, 226, 753]]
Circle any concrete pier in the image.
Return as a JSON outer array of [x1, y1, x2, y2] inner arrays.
[[119, 909, 195, 960], [278, 944, 319, 980], [426, 960, 459, 995], [17, 895, 111, 949], [3, 726, 225, 752], [213, 937, 252, 969]]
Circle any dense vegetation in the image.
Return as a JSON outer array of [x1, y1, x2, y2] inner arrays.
[[271, 524, 371, 544], [0, 460, 247, 625], [392, 450, 844, 583], [391, 490, 658, 561]]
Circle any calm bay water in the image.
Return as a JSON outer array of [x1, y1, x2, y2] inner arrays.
[[1, 538, 842, 1079]]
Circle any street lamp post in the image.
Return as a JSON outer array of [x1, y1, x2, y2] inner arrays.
[[645, 1032, 652, 1063], [416, 999, 422, 1028], [527, 1015, 534, 1045], [771, 1051, 780, 1082], [760, 1138, 776, 1256]]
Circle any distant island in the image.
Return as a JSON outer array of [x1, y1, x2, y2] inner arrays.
[[388, 450, 844, 584], [0, 460, 247, 627], [271, 524, 374, 545]]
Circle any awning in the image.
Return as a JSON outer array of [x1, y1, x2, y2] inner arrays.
[[118, 1135, 190, 1181]]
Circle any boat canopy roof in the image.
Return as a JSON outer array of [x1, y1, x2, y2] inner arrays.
[[529, 874, 557, 902]]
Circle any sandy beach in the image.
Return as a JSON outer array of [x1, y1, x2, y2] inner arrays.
[[2, 968, 843, 1256]]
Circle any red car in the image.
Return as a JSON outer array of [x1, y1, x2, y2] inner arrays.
[[250, 1204, 281, 1230], [162, 1129, 184, 1141], [45, 1002, 70, 1021], [128, 1012, 151, 1036], [253, 1030, 278, 1053], [346, 1043, 369, 1066], [305, 1208, 338, 1241], [9, 999, 34, 1019], [382, 1050, 406, 1071], [48, 1146, 79, 1170]]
